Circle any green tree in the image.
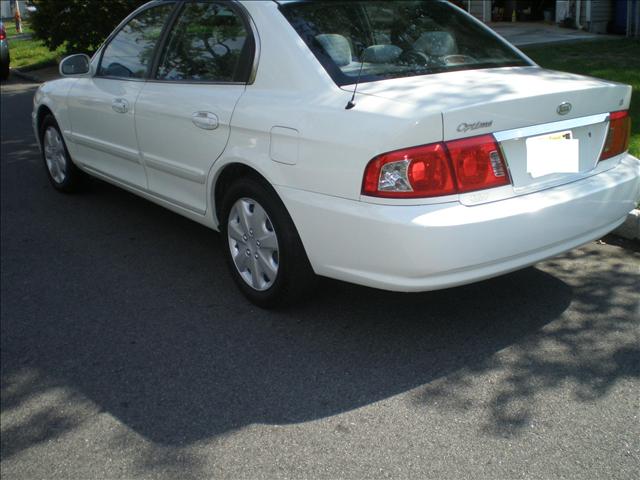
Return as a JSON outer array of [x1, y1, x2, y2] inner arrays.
[[30, 0, 149, 54]]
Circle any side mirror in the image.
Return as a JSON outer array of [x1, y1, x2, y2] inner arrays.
[[59, 54, 91, 76]]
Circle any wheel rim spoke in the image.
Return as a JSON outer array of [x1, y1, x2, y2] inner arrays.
[[51, 162, 60, 181], [238, 200, 252, 235], [228, 220, 246, 244], [249, 255, 262, 290], [257, 250, 278, 279], [250, 206, 267, 233], [234, 249, 249, 272]]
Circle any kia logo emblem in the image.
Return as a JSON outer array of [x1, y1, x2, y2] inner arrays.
[[557, 102, 572, 115]]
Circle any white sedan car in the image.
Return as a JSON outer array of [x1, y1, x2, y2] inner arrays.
[[33, 0, 639, 307]]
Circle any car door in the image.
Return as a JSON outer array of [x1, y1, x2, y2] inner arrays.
[[134, 1, 255, 215], [66, 2, 177, 189]]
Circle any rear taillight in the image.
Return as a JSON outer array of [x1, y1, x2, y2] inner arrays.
[[362, 134, 510, 198], [362, 143, 456, 198], [445, 135, 509, 193], [600, 110, 631, 161], [0, 28, 6, 41]]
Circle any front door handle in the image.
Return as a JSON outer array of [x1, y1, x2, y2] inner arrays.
[[192, 111, 219, 130], [112, 98, 129, 114]]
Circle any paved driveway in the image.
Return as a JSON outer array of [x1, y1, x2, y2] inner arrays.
[[1, 78, 639, 479], [490, 22, 607, 46]]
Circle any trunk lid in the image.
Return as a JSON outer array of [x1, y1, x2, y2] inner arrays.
[[349, 67, 632, 204]]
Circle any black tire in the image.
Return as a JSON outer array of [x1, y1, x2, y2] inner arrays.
[[40, 114, 85, 193], [220, 176, 315, 308]]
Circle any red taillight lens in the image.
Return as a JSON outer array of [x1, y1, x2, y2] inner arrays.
[[362, 143, 456, 198], [0, 28, 6, 41], [362, 134, 510, 198], [446, 135, 509, 193], [600, 110, 631, 161]]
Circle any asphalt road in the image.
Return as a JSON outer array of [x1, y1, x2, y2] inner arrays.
[[1, 77, 639, 480]]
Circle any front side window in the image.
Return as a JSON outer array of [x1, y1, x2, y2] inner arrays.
[[98, 3, 175, 79], [280, 0, 531, 86], [156, 2, 252, 82]]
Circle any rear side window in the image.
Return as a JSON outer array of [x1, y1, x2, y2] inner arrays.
[[98, 3, 175, 79], [156, 2, 253, 83], [280, 0, 530, 86]]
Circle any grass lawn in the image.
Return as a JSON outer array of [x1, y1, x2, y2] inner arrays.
[[521, 39, 640, 158], [5, 21, 65, 71]]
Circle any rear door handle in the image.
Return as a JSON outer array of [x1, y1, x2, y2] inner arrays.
[[192, 111, 219, 130], [112, 98, 129, 114]]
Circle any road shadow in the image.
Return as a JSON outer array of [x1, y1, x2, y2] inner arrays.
[[412, 244, 640, 436], [2, 173, 574, 451]]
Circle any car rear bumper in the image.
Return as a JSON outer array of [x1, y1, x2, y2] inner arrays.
[[277, 154, 640, 292]]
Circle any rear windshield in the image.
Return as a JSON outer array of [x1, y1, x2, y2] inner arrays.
[[280, 0, 531, 86]]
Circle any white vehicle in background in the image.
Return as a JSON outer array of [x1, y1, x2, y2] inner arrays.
[[32, 0, 639, 307]]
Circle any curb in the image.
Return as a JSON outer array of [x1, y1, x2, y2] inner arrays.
[[10, 68, 45, 83], [613, 209, 640, 241]]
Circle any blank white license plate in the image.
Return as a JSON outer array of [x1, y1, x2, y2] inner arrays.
[[526, 130, 579, 179]]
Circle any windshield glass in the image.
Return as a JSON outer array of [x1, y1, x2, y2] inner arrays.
[[280, 0, 531, 86]]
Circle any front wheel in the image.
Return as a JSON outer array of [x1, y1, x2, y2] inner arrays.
[[40, 114, 85, 192], [220, 177, 315, 308]]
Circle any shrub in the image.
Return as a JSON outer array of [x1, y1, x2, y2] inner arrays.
[[30, 0, 149, 54]]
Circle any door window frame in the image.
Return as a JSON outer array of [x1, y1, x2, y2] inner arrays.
[[94, 0, 259, 85], [95, 0, 180, 82], [147, 0, 258, 86]]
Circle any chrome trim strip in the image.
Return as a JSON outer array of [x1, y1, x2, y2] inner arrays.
[[145, 79, 245, 86], [95, 76, 147, 83], [68, 132, 141, 164], [594, 121, 611, 162], [142, 153, 207, 184], [494, 113, 609, 142]]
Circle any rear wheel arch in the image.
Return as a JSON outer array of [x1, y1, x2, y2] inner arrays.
[[213, 163, 278, 227]]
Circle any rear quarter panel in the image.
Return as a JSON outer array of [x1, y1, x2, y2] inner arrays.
[[225, 90, 443, 200]]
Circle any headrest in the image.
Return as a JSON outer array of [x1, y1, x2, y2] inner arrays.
[[414, 31, 457, 56], [362, 44, 402, 63], [316, 34, 352, 67]]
